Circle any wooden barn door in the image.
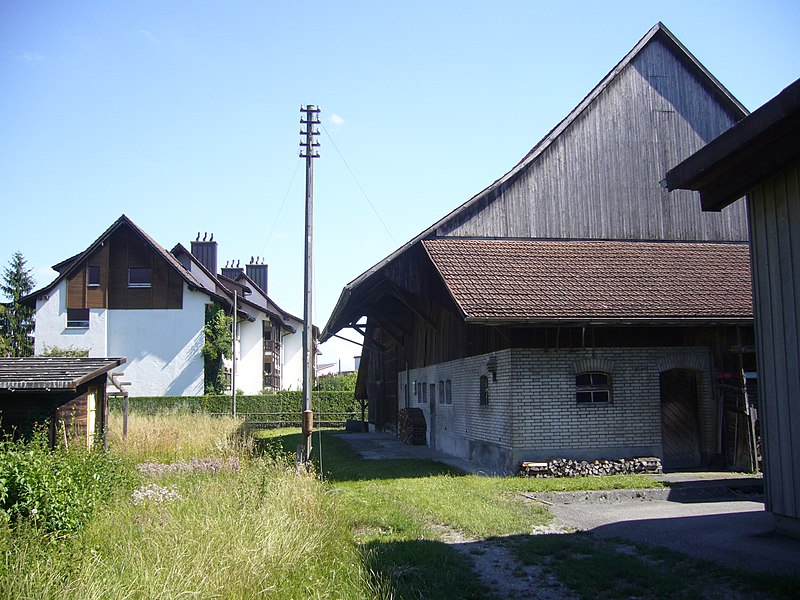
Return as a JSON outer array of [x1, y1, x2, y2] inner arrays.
[[660, 369, 701, 470]]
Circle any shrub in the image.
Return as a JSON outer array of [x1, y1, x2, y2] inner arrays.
[[0, 430, 134, 534]]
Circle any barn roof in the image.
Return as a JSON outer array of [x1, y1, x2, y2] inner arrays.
[[422, 239, 752, 325], [322, 22, 747, 341], [0, 357, 126, 391]]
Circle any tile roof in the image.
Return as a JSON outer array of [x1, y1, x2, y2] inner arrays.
[[0, 357, 126, 390], [422, 239, 752, 322]]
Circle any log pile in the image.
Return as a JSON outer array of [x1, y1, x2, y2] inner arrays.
[[519, 456, 662, 478], [398, 408, 427, 445]]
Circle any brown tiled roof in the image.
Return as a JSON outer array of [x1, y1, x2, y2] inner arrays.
[[422, 239, 752, 322]]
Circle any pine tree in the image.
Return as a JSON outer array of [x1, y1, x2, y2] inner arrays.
[[0, 251, 36, 357]]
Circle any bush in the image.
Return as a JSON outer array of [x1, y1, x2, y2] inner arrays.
[[110, 391, 360, 417], [0, 430, 134, 534]]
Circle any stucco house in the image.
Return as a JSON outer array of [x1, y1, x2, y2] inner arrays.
[[322, 23, 756, 474], [25, 215, 308, 397]]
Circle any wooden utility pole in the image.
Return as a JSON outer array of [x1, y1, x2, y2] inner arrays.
[[299, 105, 320, 465]]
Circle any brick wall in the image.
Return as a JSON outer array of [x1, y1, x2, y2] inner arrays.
[[400, 345, 713, 473]]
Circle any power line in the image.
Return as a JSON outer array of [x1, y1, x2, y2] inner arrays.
[[259, 157, 302, 258], [320, 122, 395, 243]]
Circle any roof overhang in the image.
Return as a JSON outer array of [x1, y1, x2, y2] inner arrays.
[[664, 78, 800, 211], [0, 357, 126, 392]]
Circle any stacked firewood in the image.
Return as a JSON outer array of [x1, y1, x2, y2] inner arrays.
[[519, 456, 662, 478], [398, 408, 427, 445]]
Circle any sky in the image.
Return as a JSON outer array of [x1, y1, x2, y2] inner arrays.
[[1, 1, 798, 370]]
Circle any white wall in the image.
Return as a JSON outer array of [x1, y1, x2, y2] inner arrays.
[[236, 318, 264, 394], [106, 286, 206, 397], [34, 280, 108, 356], [281, 327, 303, 391]]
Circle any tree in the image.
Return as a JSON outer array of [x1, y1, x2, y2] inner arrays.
[[0, 251, 35, 357], [202, 303, 232, 394]]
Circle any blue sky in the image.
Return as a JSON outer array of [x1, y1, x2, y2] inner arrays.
[[1, 1, 798, 369]]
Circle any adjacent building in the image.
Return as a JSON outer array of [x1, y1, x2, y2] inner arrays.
[[26, 215, 308, 397], [323, 23, 756, 473]]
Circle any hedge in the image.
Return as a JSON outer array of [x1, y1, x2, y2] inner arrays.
[[109, 391, 363, 417]]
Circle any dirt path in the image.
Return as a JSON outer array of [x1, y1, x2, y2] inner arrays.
[[431, 523, 578, 600]]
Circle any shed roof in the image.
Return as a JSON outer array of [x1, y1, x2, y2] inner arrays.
[[0, 357, 126, 391], [664, 78, 800, 210], [423, 239, 753, 324]]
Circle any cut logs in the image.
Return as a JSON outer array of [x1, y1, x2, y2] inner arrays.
[[519, 456, 662, 478]]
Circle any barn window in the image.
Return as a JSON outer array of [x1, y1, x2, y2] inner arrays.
[[446, 379, 452, 404], [87, 265, 100, 287], [430, 383, 436, 405], [576, 372, 611, 404], [438, 380, 445, 404], [479, 375, 489, 405], [421, 382, 427, 404], [128, 267, 152, 288], [66, 308, 90, 328]]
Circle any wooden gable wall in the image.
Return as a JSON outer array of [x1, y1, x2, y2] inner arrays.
[[66, 225, 183, 310], [438, 37, 748, 242]]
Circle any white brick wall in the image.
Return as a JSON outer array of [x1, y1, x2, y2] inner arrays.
[[399, 346, 713, 473]]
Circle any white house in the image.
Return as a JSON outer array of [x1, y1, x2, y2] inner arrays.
[[26, 215, 310, 397]]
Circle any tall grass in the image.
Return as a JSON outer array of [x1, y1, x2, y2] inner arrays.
[[1, 414, 383, 599]]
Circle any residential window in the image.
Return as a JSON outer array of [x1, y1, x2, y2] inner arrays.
[[87, 265, 100, 287], [66, 308, 90, 328], [479, 375, 489, 405], [576, 372, 611, 404], [128, 267, 152, 288], [438, 380, 445, 404], [446, 379, 452, 404]]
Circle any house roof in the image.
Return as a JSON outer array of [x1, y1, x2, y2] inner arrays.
[[423, 239, 753, 325], [321, 22, 747, 341], [0, 357, 126, 391], [24, 214, 206, 305], [664, 78, 800, 210]]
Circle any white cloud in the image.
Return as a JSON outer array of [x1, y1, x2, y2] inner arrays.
[[329, 114, 346, 127], [138, 30, 161, 47], [17, 52, 44, 62]]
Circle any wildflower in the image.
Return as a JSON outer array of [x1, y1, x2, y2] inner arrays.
[[131, 483, 182, 506]]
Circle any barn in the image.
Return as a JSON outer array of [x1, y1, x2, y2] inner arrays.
[[322, 23, 756, 474], [0, 357, 126, 449]]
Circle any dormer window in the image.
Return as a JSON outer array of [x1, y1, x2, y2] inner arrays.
[[128, 267, 152, 288], [87, 265, 100, 287]]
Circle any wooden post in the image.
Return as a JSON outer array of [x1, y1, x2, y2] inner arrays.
[[123, 395, 128, 439]]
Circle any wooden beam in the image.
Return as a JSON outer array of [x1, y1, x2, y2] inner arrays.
[[388, 283, 437, 330]]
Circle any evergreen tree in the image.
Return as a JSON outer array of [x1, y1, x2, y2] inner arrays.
[[0, 251, 36, 357]]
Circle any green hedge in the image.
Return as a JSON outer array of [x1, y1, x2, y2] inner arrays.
[[109, 391, 362, 417]]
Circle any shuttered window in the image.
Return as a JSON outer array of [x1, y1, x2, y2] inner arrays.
[[66, 308, 90, 328], [128, 267, 152, 288]]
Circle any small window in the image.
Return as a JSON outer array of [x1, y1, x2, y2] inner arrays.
[[421, 383, 427, 404], [479, 375, 489, 405], [438, 380, 445, 404], [446, 379, 452, 404], [87, 265, 100, 287], [576, 372, 611, 404], [430, 383, 436, 405], [128, 267, 152, 288], [67, 308, 90, 328]]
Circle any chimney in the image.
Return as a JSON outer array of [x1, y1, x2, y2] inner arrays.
[[190, 232, 218, 275], [221, 259, 243, 281], [246, 257, 268, 295]]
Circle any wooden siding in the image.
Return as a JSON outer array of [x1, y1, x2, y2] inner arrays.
[[440, 38, 748, 242], [107, 226, 183, 310], [66, 243, 110, 309], [748, 163, 800, 524]]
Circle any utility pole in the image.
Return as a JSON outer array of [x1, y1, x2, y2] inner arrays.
[[231, 289, 237, 418], [299, 105, 320, 465]]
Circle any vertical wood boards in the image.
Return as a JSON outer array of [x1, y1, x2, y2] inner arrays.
[[749, 163, 800, 522], [440, 39, 748, 242]]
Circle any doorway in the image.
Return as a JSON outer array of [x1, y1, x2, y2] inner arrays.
[[660, 368, 701, 470]]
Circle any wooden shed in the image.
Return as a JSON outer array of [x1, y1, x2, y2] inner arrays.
[[0, 357, 126, 448], [665, 78, 800, 538]]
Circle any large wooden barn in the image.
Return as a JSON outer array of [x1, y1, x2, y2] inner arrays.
[[322, 23, 756, 473]]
